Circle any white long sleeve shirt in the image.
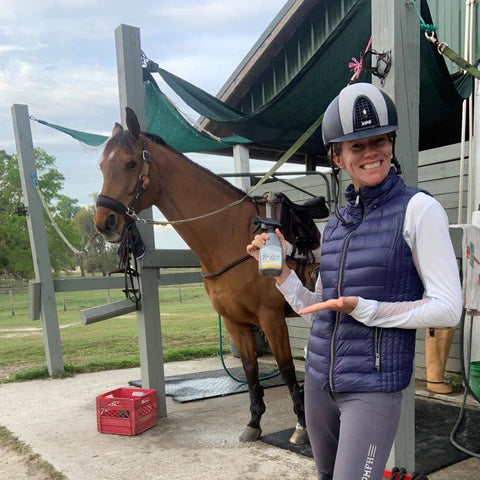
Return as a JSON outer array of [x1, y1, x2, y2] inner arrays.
[[277, 192, 463, 329]]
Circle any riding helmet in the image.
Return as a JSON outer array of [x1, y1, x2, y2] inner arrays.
[[322, 82, 398, 148]]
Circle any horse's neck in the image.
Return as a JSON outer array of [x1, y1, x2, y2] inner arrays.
[[150, 145, 255, 266]]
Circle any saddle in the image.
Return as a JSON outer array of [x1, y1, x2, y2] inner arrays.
[[273, 192, 329, 259]]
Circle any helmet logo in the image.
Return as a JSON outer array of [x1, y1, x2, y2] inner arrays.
[[361, 109, 371, 126], [353, 97, 379, 131]]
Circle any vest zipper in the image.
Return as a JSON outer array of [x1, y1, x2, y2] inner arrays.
[[375, 327, 382, 371], [329, 192, 367, 392], [329, 227, 355, 391]]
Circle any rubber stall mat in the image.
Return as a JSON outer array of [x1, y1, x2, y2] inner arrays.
[[129, 366, 305, 403], [261, 397, 480, 475]]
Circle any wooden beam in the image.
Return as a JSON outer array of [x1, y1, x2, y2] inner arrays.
[[372, 0, 420, 472], [53, 271, 202, 292], [142, 249, 200, 268], [233, 144, 251, 191], [80, 299, 137, 325], [11, 104, 64, 376], [28, 280, 41, 321], [115, 24, 167, 418]]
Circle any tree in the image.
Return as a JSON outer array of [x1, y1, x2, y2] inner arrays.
[[74, 205, 118, 276], [0, 148, 80, 279]]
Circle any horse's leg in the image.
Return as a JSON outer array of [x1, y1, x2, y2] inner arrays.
[[223, 317, 265, 442], [261, 314, 309, 445]]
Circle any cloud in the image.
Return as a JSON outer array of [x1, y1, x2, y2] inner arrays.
[[1, 0, 286, 246]]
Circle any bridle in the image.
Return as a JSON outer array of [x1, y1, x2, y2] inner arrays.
[[96, 136, 152, 221], [96, 135, 152, 306]]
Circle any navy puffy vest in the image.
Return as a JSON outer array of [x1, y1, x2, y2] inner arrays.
[[306, 168, 425, 393]]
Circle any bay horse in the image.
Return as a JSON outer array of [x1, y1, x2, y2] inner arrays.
[[94, 107, 321, 444]]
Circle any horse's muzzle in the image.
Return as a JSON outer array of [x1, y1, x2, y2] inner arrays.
[[94, 209, 123, 242]]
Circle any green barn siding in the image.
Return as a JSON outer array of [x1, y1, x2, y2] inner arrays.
[[238, 0, 478, 114], [240, 0, 358, 113]]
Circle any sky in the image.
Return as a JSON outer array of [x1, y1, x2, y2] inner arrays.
[[0, 0, 300, 249]]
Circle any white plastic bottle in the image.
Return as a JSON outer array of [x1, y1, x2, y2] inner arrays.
[[258, 225, 284, 277]]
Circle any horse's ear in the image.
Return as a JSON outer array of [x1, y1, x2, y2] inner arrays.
[[112, 122, 123, 137], [125, 107, 140, 140]]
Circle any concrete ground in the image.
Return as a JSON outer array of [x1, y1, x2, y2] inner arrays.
[[0, 356, 479, 480]]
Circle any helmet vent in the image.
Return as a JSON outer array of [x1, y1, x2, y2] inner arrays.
[[353, 96, 379, 131]]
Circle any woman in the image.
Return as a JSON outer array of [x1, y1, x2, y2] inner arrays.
[[247, 83, 462, 480]]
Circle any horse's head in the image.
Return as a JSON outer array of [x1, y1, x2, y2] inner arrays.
[[94, 107, 152, 242]]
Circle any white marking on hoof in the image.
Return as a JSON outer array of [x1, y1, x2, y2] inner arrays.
[[289, 424, 309, 445]]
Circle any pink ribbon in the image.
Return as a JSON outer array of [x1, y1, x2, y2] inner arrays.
[[348, 36, 372, 80]]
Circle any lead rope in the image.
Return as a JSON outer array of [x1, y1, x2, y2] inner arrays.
[[129, 108, 324, 227], [33, 179, 100, 256]]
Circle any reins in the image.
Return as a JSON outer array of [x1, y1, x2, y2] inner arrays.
[[200, 254, 254, 279]]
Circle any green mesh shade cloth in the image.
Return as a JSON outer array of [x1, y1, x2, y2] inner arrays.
[[33, 0, 473, 156], [152, 0, 472, 155], [144, 70, 251, 152], [32, 74, 251, 152], [33, 119, 108, 147]]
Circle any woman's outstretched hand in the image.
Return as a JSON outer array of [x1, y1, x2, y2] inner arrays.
[[298, 296, 359, 315]]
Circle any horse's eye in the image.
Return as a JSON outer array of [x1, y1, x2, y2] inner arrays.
[[126, 161, 136, 169]]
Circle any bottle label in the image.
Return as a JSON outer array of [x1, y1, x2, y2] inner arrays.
[[259, 246, 282, 269], [260, 254, 282, 268]]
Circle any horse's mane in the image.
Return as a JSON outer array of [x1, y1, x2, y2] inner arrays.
[[104, 129, 247, 198], [143, 131, 247, 198], [143, 131, 167, 147]]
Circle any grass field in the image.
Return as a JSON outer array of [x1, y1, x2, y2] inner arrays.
[[0, 283, 231, 382]]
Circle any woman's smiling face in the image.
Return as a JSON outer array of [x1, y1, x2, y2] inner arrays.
[[332, 134, 393, 189]]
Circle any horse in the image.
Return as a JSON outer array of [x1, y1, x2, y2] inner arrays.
[[94, 107, 324, 444]]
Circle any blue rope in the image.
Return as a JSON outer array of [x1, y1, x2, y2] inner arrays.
[[218, 314, 280, 383], [409, 0, 438, 34]]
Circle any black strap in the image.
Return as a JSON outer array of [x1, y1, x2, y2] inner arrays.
[[117, 223, 144, 306], [201, 254, 253, 279], [96, 178, 145, 217], [96, 194, 127, 214]]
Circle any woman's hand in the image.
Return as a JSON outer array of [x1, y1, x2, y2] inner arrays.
[[246, 228, 288, 260], [298, 296, 359, 315], [246, 228, 291, 284], [246, 232, 269, 261]]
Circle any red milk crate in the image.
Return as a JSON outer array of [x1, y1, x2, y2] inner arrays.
[[96, 387, 157, 436]]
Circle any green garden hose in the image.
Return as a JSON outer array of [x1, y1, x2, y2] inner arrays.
[[217, 314, 280, 383]]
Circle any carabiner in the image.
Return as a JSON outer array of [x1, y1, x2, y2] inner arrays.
[[437, 41, 448, 56], [424, 31, 436, 44]]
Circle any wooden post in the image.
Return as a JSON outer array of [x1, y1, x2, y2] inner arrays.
[[115, 24, 167, 418], [371, 0, 420, 472], [9, 291, 14, 317], [233, 144, 251, 191], [11, 104, 64, 376], [473, 68, 480, 215]]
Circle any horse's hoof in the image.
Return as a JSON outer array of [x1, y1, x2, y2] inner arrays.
[[289, 424, 309, 445], [239, 426, 262, 442]]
